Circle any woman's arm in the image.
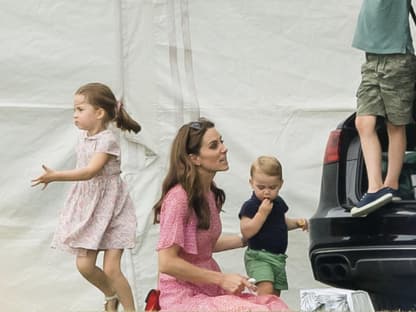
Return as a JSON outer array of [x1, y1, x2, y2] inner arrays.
[[213, 234, 246, 252], [159, 244, 252, 294], [31, 152, 111, 189]]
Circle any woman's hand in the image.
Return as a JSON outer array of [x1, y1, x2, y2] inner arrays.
[[219, 273, 254, 295]]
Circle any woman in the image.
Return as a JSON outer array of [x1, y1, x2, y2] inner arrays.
[[153, 118, 290, 311]]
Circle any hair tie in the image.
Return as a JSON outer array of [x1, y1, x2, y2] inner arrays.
[[116, 100, 123, 113]]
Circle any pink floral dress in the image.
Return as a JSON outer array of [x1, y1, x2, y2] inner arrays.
[[52, 130, 137, 256], [157, 185, 290, 311]]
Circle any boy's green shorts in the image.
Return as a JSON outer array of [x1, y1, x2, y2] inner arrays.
[[356, 53, 416, 125], [244, 248, 288, 291]]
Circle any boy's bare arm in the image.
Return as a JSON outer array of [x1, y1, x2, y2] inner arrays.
[[285, 216, 309, 231], [240, 199, 273, 239]]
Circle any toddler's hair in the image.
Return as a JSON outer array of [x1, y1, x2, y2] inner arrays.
[[250, 155, 282, 179], [75, 82, 141, 133]]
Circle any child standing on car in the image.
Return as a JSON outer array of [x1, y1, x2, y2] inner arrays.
[[350, 0, 416, 217], [239, 155, 308, 296], [31, 82, 141, 312]]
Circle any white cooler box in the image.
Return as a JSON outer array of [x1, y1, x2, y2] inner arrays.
[[300, 287, 375, 312]]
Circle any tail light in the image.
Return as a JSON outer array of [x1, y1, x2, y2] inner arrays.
[[324, 129, 341, 164]]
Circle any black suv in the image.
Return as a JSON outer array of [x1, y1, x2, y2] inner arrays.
[[309, 112, 416, 310]]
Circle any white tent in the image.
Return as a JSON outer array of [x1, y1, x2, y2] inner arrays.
[[1, 0, 367, 311]]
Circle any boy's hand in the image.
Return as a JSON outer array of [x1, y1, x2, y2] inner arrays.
[[258, 198, 273, 216], [296, 218, 309, 231]]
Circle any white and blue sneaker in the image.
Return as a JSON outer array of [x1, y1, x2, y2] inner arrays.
[[351, 187, 394, 217], [388, 187, 401, 201]]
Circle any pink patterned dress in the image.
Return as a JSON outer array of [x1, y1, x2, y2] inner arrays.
[[157, 185, 290, 311], [52, 130, 137, 256]]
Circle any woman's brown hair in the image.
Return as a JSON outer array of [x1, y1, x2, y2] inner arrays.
[[153, 118, 225, 229]]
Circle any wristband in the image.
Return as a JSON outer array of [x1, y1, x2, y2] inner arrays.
[[239, 234, 248, 247]]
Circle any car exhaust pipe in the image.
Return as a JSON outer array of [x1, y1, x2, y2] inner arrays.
[[333, 263, 349, 279], [315, 255, 351, 281], [317, 263, 333, 280]]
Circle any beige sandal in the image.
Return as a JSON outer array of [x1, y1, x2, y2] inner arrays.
[[104, 294, 119, 312]]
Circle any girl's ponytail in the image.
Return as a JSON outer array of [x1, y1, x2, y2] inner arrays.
[[115, 101, 141, 133], [75, 82, 141, 134]]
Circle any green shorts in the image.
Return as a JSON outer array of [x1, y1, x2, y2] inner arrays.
[[356, 53, 416, 125], [244, 248, 288, 291]]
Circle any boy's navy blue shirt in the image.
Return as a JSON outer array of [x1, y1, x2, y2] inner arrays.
[[239, 192, 288, 254]]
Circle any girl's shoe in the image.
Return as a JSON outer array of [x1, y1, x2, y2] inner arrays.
[[104, 294, 119, 312]]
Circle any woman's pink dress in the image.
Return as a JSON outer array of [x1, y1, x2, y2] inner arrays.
[[52, 130, 137, 256], [157, 184, 290, 311]]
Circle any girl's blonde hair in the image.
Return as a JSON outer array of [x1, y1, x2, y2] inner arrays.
[[251, 155, 283, 179], [75, 82, 141, 133]]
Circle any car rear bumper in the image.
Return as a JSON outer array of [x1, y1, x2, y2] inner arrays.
[[310, 245, 416, 296], [309, 210, 416, 296]]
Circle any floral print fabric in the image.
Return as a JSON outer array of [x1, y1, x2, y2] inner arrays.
[[52, 130, 137, 256]]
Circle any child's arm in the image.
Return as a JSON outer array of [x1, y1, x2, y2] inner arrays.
[[285, 216, 309, 231], [31, 152, 111, 189], [240, 199, 273, 239]]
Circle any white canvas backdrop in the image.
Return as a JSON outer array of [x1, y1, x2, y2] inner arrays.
[[0, 0, 373, 310]]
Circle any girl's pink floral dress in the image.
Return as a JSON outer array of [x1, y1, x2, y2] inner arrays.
[[52, 130, 136, 256], [157, 184, 290, 311]]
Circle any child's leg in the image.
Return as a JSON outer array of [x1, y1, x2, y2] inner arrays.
[[75, 250, 115, 301], [103, 249, 135, 312], [384, 122, 406, 190], [355, 115, 383, 192], [256, 281, 280, 296]]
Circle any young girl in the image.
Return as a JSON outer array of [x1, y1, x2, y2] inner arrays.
[[31, 82, 141, 312]]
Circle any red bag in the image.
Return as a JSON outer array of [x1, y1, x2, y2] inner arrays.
[[144, 289, 161, 312]]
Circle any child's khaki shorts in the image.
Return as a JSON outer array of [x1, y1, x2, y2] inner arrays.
[[356, 53, 416, 125]]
